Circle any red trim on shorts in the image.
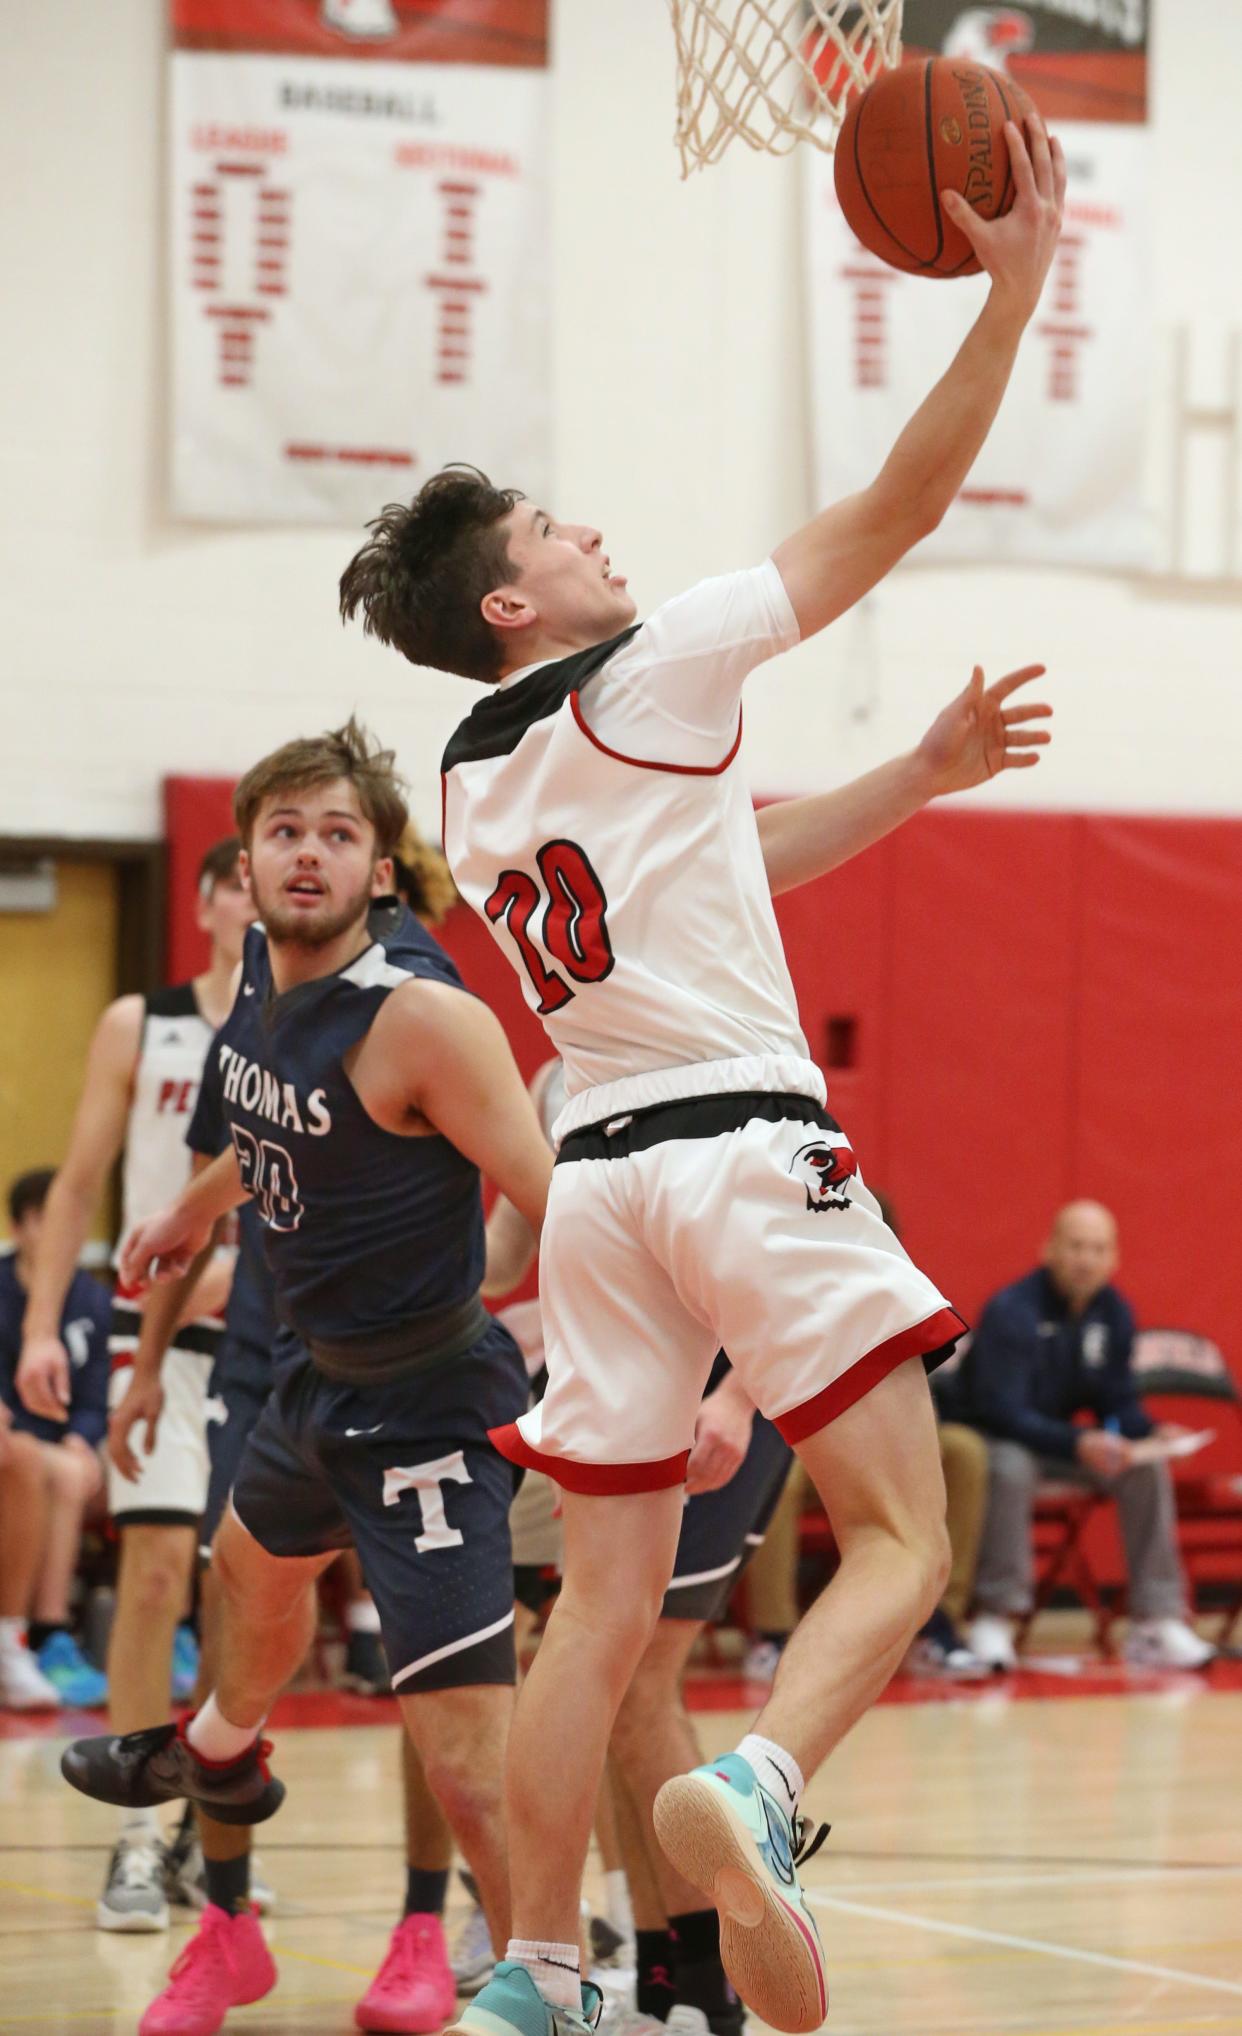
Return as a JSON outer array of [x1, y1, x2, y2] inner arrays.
[[774, 1306, 968, 1445], [569, 690, 743, 777], [488, 1421, 690, 1494], [109, 1351, 135, 1376]]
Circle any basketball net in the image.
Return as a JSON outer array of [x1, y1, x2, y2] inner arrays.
[[670, 0, 903, 175]]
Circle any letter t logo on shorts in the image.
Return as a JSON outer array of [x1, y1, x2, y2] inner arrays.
[[383, 1451, 472, 1552]]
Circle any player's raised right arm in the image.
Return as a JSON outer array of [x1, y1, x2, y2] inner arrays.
[[773, 121, 1065, 642], [18, 995, 144, 1421]]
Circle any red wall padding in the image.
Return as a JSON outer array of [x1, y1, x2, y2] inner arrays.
[[163, 782, 1242, 1579], [163, 776, 240, 983]]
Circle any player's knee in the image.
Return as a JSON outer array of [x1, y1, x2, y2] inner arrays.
[[120, 1539, 191, 1622], [989, 1439, 1036, 1489], [420, 1744, 501, 1849], [4, 1431, 45, 1489]]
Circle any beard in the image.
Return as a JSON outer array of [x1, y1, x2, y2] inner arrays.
[[250, 869, 375, 951]]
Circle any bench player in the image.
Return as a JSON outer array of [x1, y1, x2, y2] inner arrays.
[[61, 720, 552, 2034], [17, 838, 253, 1930], [338, 116, 1064, 2036]]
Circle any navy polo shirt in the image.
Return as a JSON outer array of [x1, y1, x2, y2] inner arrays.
[[952, 1266, 1154, 1463], [0, 1252, 112, 1446]]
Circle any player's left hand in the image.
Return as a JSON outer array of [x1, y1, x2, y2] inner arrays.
[[119, 1204, 212, 1292], [685, 1388, 754, 1496], [916, 664, 1051, 796], [108, 1375, 166, 1484]]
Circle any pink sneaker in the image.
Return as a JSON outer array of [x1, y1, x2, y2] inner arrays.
[[139, 1903, 277, 2036], [356, 1913, 458, 2033]]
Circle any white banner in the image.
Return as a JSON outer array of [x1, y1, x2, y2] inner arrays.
[[169, 3, 550, 524], [805, 4, 1155, 569]]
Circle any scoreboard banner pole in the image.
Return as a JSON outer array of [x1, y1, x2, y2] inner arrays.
[[804, 0, 1155, 570], [168, 0, 551, 525]]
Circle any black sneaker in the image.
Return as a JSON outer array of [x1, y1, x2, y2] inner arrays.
[[61, 1721, 285, 1826], [340, 1627, 391, 1696]]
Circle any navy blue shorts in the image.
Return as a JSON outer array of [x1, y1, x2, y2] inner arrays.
[[661, 1412, 792, 1624], [201, 1344, 272, 1558], [230, 1321, 527, 1693]]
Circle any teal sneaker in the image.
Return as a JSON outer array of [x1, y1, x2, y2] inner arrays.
[[448, 1959, 602, 2036], [37, 1631, 108, 1708], [171, 1625, 199, 1703], [653, 1755, 829, 2034]]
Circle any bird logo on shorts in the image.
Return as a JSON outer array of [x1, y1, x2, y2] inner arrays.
[[790, 1140, 857, 1214]]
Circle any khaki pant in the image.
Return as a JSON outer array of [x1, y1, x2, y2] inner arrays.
[[743, 1421, 989, 1635]]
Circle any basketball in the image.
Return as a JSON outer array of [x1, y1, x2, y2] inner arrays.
[[833, 57, 1039, 278]]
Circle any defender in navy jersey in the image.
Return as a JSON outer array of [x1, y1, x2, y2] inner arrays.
[[63, 721, 553, 2035]]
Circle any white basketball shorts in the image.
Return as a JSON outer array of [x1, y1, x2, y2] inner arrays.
[[106, 1298, 214, 1523], [488, 1093, 964, 1494]]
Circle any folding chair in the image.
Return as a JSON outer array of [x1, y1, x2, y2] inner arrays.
[[1014, 1482, 1114, 1656], [1130, 1329, 1242, 1648]]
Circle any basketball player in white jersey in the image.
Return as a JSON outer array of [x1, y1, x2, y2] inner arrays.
[[18, 839, 255, 1930], [341, 119, 1064, 2036]]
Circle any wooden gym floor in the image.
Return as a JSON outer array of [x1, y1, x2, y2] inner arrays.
[[3, 1625, 1242, 2035]]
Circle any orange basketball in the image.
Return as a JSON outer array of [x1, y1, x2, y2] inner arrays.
[[833, 57, 1039, 278]]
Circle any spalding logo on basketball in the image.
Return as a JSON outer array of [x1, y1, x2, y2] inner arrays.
[[833, 53, 1041, 278], [790, 1140, 858, 1214]]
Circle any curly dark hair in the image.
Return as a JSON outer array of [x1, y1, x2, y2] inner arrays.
[[339, 464, 524, 684]]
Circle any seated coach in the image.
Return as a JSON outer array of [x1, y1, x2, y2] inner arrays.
[[950, 1201, 1214, 1673]]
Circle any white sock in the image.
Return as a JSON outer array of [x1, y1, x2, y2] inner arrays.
[[187, 1692, 259, 1765], [736, 1733, 804, 1819], [507, 1939, 581, 2011], [0, 1617, 28, 1651], [120, 1805, 160, 1841], [346, 1595, 382, 1634], [604, 1868, 633, 1939]]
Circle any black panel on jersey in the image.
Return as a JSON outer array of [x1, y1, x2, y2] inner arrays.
[[441, 626, 641, 772], [146, 982, 201, 1020]]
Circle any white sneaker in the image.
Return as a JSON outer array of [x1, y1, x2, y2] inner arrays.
[[0, 1640, 62, 1711], [966, 1614, 1019, 1672], [450, 1894, 494, 1994], [1124, 1618, 1216, 1670], [741, 1637, 783, 1685], [96, 1835, 170, 1932]]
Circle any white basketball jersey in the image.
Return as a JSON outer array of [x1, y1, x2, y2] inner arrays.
[[442, 562, 826, 1141], [120, 984, 215, 1244]]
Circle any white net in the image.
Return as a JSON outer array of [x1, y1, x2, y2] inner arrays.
[[670, 0, 904, 175]]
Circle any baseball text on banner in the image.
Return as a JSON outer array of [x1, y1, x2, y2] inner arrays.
[[169, 0, 550, 524], [805, 1, 1154, 569]]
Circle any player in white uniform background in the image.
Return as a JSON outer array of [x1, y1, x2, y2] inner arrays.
[[17, 838, 255, 1930], [342, 117, 1065, 2036]]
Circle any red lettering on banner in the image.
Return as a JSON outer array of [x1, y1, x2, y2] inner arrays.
[[1037, 238, 1092, 404], [395, 143, 518, 178], [191, 126, 287, 155], [187, 164, 292, 382], [840, 246, 897, 391], [424, 183, 489, 385]]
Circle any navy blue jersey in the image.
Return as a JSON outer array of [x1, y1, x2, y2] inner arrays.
[[947, 1267, 1153, 1463], [0, 1253, 112, 1446], [210, 901, 485, 1347], [189, 1038, 276, 1375]]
